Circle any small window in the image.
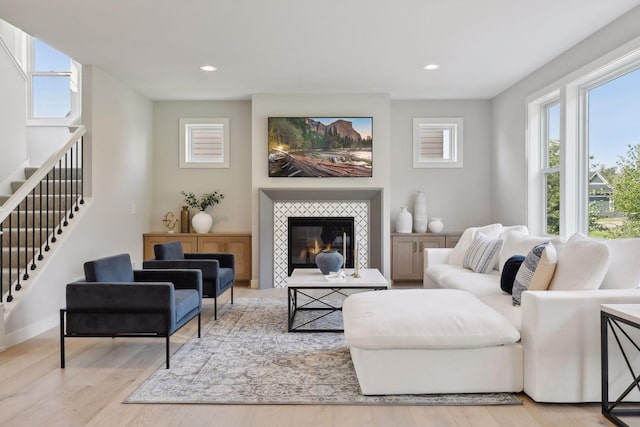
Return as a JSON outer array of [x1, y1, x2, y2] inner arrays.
[[413, 117, 463, 168], [28, 39, 80, 123], [179, 118, 230, 168]]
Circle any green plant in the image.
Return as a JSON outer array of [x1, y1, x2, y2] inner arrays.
[[181, 190, 224, 211]]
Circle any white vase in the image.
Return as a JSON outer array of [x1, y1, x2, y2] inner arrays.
[[191, 211, 213, 233], [413, 191, 428, 233], [428, 218, 444, 233], [395, 206, 412, 233]]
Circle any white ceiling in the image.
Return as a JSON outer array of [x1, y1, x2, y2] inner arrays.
[[1, 0, 639, 101]]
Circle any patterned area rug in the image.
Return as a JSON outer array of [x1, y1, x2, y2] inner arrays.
[[125, 298, 521, 405]]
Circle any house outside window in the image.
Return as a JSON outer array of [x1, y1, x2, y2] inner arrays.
[[527, 43, 640, 238]]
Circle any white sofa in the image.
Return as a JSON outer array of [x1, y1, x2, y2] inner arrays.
[[422, 225, 640, 402]]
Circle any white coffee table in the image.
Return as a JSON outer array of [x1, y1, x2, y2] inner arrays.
[[286, 268, 389, 332]]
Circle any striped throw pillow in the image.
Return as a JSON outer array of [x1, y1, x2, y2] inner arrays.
[[512, 242, 557, 306], [463, 232, 504, 274]]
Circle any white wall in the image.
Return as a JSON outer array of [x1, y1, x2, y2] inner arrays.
[[26, 126, 75, 166], [390, 100, 493, 232], [491, 6, 640, 226], [151, 101, 252, 232], [4, 65, 154, 345], [251, 94, 391, 286], [0, 33, 26, 193]]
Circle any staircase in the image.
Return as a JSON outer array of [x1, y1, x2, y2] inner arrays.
[[0, 126, 86, 305]]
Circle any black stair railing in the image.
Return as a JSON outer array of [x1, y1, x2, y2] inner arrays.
[[0, 126, 86, 304]]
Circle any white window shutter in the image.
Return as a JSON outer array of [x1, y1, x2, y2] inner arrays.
[[417, 126, 444, 161], [188, 124, 225, 163]]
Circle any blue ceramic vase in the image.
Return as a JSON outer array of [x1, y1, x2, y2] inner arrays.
[[315, 250, 343, 274]]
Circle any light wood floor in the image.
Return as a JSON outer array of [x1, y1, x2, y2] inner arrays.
[[0, 286, 616, 427]]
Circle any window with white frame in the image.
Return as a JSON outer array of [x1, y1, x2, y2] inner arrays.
[[527, 42, 640, 238], [179, 118, 230, 168], [28, 38, 80, 124], [413, 117, 463, 168]]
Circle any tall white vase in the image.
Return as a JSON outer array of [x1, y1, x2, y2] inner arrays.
[[413, 191, 428, 233], [395, 206, 412, 233], [191, 211, 213, 233]]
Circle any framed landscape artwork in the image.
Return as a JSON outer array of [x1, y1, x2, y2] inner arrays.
[[268, 117, 373, 177]]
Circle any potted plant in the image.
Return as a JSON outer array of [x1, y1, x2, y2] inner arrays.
[[181, 191, 224, 233]]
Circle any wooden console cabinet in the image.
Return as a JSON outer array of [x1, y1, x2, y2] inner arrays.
[[391, 232, 460, 282], [143, 232, 252, 282]]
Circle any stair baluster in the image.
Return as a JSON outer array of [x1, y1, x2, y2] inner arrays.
[[37, 181, 43, 261], [7, 214, 12, 302], [16, 203, 22, 290], [57, 159, 62, 236], [51, 166, 57, 243], [30, 187, 36, 270], [79, 137, 84, 206]]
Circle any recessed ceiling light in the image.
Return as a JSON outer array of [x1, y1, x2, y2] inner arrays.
[[423, 64, 440, 70], [200, 65, 217, 72]]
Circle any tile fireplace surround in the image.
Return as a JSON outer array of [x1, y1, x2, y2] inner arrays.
[[259, 188, 383, 289]]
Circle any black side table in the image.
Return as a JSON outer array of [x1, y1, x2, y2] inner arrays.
[[601, 304, 640, 426]]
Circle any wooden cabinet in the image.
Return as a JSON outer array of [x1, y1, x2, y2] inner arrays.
[[143, 233, 252, 282], [391, 232, 461, 282]]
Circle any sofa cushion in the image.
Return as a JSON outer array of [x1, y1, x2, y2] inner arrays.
[[426, 264, 502, 297], [495, 225, 529, 269], [154, 241, 185, 260], [548, 233, 610, 291], [84, 253, 134, 283], [501, 255, 526, 294], [512, 243, 557, 306], [600, 238, 640, 289], [498, 231, 551, 273], [479, 293, 522, 332], [449, 223, 502, 266], [343, 289, 520, 350], [463, 232, 504, 274]]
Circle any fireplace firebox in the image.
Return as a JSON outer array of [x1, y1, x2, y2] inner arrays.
[[288, 217, 354, 276]]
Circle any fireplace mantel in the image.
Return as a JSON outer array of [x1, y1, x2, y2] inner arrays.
[[258, 188, 383, 289]]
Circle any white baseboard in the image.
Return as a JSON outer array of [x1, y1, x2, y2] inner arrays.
[[3, 312, 59, 350]]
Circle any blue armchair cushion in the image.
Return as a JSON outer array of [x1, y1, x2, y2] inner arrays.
[[155, 241, 185, 260], [84, 253, 134, 282]]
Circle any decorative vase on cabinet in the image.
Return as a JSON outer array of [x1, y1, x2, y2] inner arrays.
[[315, 250, 344, 274], [428, 218, 444, 233], [180, 206, 190, 233], [395, 206, 412, 233], [413, 191, 428, 233], [191, 211, 213, 233]]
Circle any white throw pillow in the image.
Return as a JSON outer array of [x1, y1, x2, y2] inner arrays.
[[600, 238, 640, 289], [511, 242, 557, 306], [494, 225, 529, 269], [499, 231, 551, 272], [548, 233, 610, 291], [463, 232, 504, 274], [449, 223, 502, 266]]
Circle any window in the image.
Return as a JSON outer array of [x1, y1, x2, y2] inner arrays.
[[28, 39, 80, 124], [527, 42, 640, 238], [179, 118, 230, 168], [543, 102, 560, 235], [413, 117, 463, 168]]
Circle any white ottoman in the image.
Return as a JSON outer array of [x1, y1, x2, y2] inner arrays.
[[343, 289, 523, 395]]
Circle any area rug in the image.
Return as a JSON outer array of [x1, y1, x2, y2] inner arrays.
[[125, 298, 521, 406]]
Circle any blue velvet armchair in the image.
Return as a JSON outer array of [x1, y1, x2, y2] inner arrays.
[[60, 253, 202, 369], [142, 241, 234, 320]]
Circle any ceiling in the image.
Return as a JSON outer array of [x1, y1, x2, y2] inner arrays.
[[1, 0, 639, 101]]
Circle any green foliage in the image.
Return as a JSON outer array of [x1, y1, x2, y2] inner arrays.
[[613, 144, 640, 221], [181, 190, 224, 211]]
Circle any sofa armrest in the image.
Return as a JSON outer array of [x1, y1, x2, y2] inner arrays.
[[140, 259, 210, 289], [424, 248, 452, 268], [185, 253, 235, 271], [521, 289, 640, 402], [423, 248, 452, 288], [66, 282, 174, 311]]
